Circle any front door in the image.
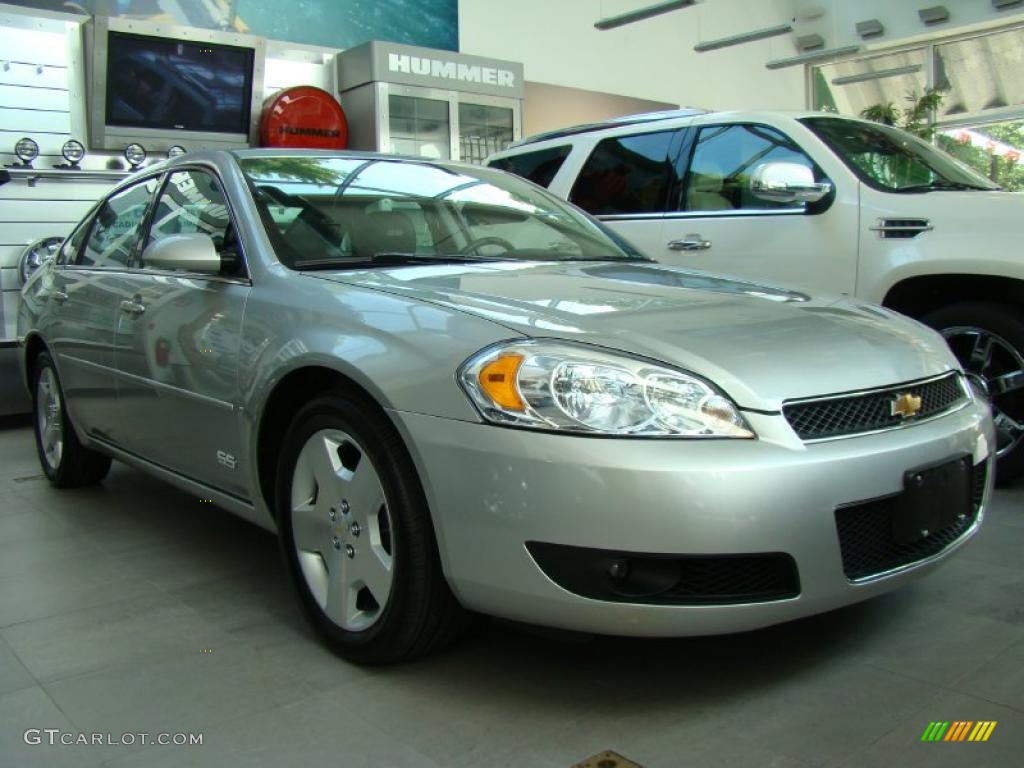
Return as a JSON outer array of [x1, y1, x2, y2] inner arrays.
[[658, 122, 858, 296], [113, 168, 250, 498]]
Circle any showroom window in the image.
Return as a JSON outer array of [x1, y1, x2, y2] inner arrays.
[[488, 144, 572, 187], [568, 130, 679, 215], [77, 177, 161, 268], [388, 94, 452, 160], [811, 24, 1024, 190], [677, 124, 817, 212]]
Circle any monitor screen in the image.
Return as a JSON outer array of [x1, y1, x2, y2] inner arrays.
[[105, 31, 255, 135]]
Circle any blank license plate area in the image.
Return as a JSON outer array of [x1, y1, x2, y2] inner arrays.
[[891, 456, 971, 546]]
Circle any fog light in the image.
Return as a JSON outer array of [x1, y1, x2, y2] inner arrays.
[[124, 143, 147, 169], [60, 139, 85, 169], [167, 145, 186, 158], [14, 137, 39, 167]]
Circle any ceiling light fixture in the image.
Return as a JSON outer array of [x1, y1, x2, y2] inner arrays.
[[831, 64, 923, 85], [695, 23, 793, 53], [856, 19, 885, 38], [595, 0, 696, 31], [918, 5, 950, 25], [766, 44, 862, 70]]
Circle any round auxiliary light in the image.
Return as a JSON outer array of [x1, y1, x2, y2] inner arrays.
[[19, 236, 63, 284], [14, 137, 39, 166], [61, 139, 85, 167], [166, 145, 186, 158], [124, 143, 147, 169]]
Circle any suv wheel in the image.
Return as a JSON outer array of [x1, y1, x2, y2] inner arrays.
[[32, 351, 112, 488], [276, 392, 465, 664], [922, 302, 1024, 484]]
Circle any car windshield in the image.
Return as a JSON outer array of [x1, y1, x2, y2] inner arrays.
[[239, 155, 648, 269], [802, 116, 1001, 193]]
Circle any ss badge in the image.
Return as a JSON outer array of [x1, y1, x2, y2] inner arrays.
[[216, 450, 237, 470]]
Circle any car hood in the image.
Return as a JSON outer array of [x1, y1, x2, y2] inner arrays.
[[312, 261, 959, 411]]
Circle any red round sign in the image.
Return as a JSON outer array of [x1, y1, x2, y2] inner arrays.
[[259, 86, 349, 149]]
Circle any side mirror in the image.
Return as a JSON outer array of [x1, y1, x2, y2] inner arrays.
[[141, 233, 221, 274], [750, 162, 832, 204], [19, 236, 63, 284]]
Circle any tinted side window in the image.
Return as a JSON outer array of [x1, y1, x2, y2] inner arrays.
[[569, 130, 679, 215], [679, 124, 818, 212], [78, 178, 160, 267], [488, 145, 571, 188]]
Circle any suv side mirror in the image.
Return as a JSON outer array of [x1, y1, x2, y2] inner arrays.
[[750, 162, 832, 204], [141, 233, 221, 274]]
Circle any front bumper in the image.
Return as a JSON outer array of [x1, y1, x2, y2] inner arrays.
[[393, 400, 993, 637]]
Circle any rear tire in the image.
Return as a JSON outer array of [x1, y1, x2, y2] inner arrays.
[[276, 390, 465, 664], [32, 351, 111, 488], [921, 302, 1024, 484]]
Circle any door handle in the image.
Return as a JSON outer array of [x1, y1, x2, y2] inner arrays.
[[52, 290, 69, 304], [119, 299, 146, 316], [667, 234, 712, 251]]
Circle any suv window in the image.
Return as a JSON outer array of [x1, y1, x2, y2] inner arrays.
[[488, 145, 571, 188], [56, 204, 100, 265], [77, 178, 160, 267], [144, 169, 243, 275], [569, 130, 680, 215], [678, 124, 818, 212]]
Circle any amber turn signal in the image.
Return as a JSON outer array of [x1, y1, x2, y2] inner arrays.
[[478, 354, 526, 411]]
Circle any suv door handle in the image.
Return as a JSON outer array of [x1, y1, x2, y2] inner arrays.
[[667, 235, 712, 251], [119, 299, 146, 316], [52, 290, 69, 304]]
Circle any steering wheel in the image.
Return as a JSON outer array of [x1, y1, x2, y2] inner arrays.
[[459, 236, 515, 255]]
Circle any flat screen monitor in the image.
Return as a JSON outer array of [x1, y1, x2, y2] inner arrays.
[[105, 31, 255, 135], [85, 17, 265, 152]]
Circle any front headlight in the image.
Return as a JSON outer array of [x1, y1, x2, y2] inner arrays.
[[459, 341, 754, 438]]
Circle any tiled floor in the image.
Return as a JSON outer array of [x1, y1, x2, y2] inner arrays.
[[0, 420, 1021, 768]]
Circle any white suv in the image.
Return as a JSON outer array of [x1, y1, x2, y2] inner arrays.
[[487, 109, 1024, 481]]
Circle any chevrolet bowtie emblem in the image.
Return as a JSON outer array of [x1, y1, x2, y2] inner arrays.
[[891, 392, 923, 419]]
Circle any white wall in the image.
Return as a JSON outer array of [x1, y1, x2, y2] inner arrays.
[[459, 0, 806, 111], [794, 0, 1024, 51]]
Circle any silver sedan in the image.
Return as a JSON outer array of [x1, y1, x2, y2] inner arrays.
[[18, 150, 994, 663]]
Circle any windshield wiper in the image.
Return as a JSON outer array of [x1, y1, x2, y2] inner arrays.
[[895, 180, 997, 193]]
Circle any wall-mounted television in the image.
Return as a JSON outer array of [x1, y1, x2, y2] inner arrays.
[[84, 16, 266, 152]]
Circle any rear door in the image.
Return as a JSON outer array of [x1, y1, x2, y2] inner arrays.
[[565, 128, 686, 257], [112, 167, 250, 497], [46, 177, 160, 442], [659, 121, 858, 295]]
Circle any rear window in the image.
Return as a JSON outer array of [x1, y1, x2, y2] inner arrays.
[[568, 130, 679, 215], [488, 145, 571, 188]]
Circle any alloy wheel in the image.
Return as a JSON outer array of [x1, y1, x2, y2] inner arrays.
[[941, 325, 1024, 459], [36, 366, 63, 470]]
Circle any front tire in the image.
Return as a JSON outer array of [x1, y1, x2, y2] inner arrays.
[[32, 351, 111, 488], [276, 391, 465, 664], [921, 302, 1024, 483]]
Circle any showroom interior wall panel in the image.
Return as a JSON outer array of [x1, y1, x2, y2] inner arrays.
[[458, 0, 806, 111]]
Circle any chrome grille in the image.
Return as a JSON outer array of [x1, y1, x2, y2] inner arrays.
[[784, 373, 967, 441]]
